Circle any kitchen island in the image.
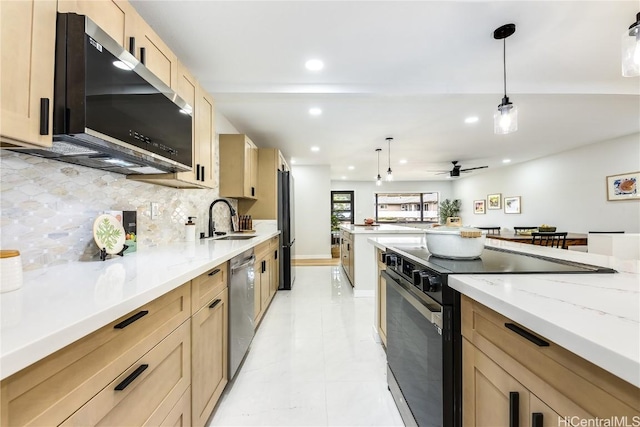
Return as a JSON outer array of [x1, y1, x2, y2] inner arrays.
[[338, 224, 425, 297], [369, 235, 639, 422]]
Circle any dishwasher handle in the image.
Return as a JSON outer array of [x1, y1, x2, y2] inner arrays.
[[231, 256, 256, 272]]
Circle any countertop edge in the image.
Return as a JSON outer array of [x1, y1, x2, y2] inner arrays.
[[0, 230, 280, 380], [448, 275, 640, 389]]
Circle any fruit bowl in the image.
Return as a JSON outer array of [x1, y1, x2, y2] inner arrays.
[[538, 226, 556, 232]]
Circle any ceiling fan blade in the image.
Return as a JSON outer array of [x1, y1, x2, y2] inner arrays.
[[460, 165, 488, 172]]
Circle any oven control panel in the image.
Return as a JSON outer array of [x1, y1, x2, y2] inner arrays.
[[385, 251, 443, 304]]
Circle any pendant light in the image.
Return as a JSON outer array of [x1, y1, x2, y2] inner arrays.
[[386, 137, 393, 181], [493, 23, 518, 135], [375, 148, 382, 186], [622, 12, 640, 77]]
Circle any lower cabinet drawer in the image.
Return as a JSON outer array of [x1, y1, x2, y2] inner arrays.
[[61, 320, 191, 426], [191, 262, 228, 314], [1, 284, 190, 426], [159, 386, 191, 427]]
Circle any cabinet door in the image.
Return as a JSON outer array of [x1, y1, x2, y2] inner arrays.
[[378, 272, 387, 345], [191, 289, 228, 427], [250, 142, 259, 197], [254, 258, 262, 322], [0, 0, 55, 148], [260, 258, 270, 309], [271, 247, 279, 298], [130, 14, 177, 88], [196, 89, 215, 188], [57, 0, 130, 47], [463, 338, 530, 427], [244, 139, 258, 198], [529, 395, 562, 427]]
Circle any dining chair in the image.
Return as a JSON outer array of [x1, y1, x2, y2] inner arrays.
[[513, 226, 538, 235], [531, 232, 568, 249], [477, 227, 501, 235]]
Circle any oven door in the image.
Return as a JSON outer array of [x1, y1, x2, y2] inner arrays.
[[382, 269, 443, 427]]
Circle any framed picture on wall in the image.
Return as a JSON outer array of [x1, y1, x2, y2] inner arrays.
[[473, 200, 486, 214], [504, 196, 521, 214], [606, 171, 639, 201], [487, 193, 502, 210]]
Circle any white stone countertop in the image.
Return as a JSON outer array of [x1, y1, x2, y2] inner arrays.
[[368, 236, 640, 388], [339, 224, 425, 234], [0, 223, 280, 380]]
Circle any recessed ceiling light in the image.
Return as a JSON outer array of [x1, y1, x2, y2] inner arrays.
[[290, 159, 296, 164], [341, 176, 347, 180], [465, 116, 479, 124], [348, 166, 355, 170], [502, 158, 511, 163], [309, 108, 322, 116], [311, 146, 320, 152], [305, 59, 324, 71], [399, 159, 408, 164]]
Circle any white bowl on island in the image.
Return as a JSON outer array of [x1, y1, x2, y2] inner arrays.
[[424, 226, 487, 259]]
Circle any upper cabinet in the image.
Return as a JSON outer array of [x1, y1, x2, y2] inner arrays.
[[128, 63, 215, 189], [219, 134, 258, 199], [0, 0, 56, 148], [127, 12, 177, 89], [238, 148, 285, 219], [57, 0, 134, 48]]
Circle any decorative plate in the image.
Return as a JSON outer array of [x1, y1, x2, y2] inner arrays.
[[93, 214, 126, 255]]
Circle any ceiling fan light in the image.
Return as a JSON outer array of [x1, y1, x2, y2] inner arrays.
[[494, 97, 518, 134], [622, 12, 640, 77]]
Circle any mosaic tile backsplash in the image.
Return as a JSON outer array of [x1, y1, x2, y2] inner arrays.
[[1, 151, 237, 271]]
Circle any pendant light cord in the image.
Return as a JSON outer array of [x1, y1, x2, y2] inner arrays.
[[503, 38, 507, 97], [387, 139, 391, 169]]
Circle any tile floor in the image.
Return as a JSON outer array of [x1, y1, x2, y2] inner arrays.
[[208, 265, 404, 426]]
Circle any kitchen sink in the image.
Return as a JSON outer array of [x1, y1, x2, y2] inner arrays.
[[215, 235, 255, 241]]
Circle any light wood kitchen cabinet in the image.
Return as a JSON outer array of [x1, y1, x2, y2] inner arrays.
[[461, 295, 640, 426], [376, 249, 387, 346], [340, 230, 354, 286], [191, 286, 228, 427], [57, 0, 134, 48], [61, 320, 191, 426], [0, 284, 190, 426], [0, 0, 56, 148], [128, 70, 216, 189], [238, 148, 288, 219], [127, 11, 177, 89], [253, 236, 279, 326], [160, 387, 192, 427], [219, 134, 258, 199]]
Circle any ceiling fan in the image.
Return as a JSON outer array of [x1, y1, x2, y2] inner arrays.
[[437, 161, 489, 177]]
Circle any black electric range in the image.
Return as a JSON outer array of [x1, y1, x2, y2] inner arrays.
[[381, 245, 616, 427]]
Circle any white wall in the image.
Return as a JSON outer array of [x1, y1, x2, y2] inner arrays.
[[292, 165, 332, 258], [454, 133, 640, 233], [330, 180, 454, 224]]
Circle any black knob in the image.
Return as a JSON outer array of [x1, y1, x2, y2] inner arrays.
[[385, 254, 397, 267], [424, 274, 441, 292], [412, 270, 422, 289]]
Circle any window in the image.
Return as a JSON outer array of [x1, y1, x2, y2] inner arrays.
[[331, 191, 354, 225], [375, 192, 439, 223]]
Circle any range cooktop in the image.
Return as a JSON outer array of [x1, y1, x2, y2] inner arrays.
[[392, 245, 617, 275]]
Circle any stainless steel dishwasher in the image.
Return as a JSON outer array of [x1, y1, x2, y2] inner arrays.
[[229, 248, 256, 379]]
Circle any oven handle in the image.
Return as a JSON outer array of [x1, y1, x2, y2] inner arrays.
[[382, 270, 443, 330]]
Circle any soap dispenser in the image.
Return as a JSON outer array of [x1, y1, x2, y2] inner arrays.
[[185, 217, 196, 242]]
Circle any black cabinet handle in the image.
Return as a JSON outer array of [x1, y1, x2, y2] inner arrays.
[[114, 310, 148, 329], [114, 364, 148, 391], [509, 392, 519, 427], [274, 250, 278, 260], [196, 164, 200, 181], [251, 186, 255, 197], [505, 323, 550, 347], [208, 268, 221, 276], [201, 166, 205, 181], [209, 298, 221, 309], [347, 243, 350, 251], [39, 98, 49, 135], [261, 260, 266, 273], [128, 36, 135, 54], [532, 412, 543, 427], [140, 47, 146, 65]]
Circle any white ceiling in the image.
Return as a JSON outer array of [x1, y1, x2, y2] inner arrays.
[[130, 1, 640, 181]]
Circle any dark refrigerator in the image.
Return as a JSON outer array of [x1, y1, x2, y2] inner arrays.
[[277, 170, 295, 290]]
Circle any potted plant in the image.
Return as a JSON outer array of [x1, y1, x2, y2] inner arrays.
[[331, 214, 341, 258], [439, 199, 461, 225], [331, 213, 340, 231]]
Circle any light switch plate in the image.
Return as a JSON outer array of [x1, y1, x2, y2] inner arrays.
[[150, 202, 159, 219]]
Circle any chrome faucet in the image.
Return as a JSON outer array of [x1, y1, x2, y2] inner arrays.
[[208, 198, 238, 237]]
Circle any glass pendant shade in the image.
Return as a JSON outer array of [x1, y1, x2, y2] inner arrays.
[[376, 174, 382, 186], [494, 96, 518, 134], [375, 148, 383, 186], [386, 168, 393, 181], [622, 12, 640, 77]]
